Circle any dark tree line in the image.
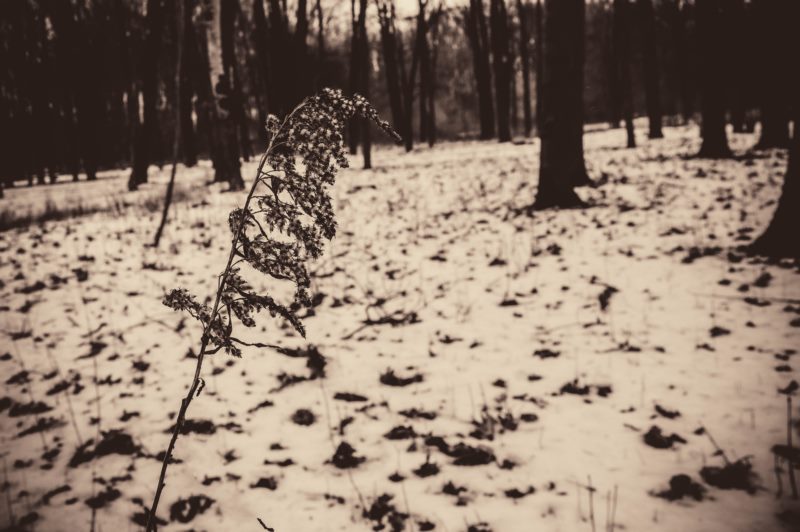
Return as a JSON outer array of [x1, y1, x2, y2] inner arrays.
[[1, 0, 798, 222]]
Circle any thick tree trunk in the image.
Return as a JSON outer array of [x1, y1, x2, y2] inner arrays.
[[204, 0, 244, 189], [668, 0, 693, 124], [614, 0, 635, 149], [750, 120, 799, 257], [129, 0, 164, 190], [754, 0, 790, 149], [696, 0, 731, 158], [490, 0, 512, 142], [533, 0, 587, 209], [638, 0, 663, 139]]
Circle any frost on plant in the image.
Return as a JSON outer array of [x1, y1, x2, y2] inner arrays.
[[163, 89, 400, 356]]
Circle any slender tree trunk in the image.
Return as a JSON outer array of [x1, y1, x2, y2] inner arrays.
[[696, 0, 731, 158], [534, 0, 543, 134], [614, 0, 635, 148], [377, 1, 418, 152], [464, 0, 495, 139], [604, 2, 621, 128], [490, 0, 512, 142], [427, 7, 442, 147], [154, 0, 184, 248], [349, 0, 361, 155], [517, 0, 533, 137], [418, 0, 431, 144], [356, 0, 371, 169], [533, 0, 587, 209], [638, 0, 662, 139]]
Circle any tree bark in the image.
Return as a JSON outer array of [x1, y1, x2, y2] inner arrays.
[[129, 0, 164, 190], [154, 0, 185, 248], [534, 0, 543, 134], [348, 0, 361, 155], [532, 0, 588, 209], [356, 0, 371, 168], [614, 0, 635, 149], [753, 0, 790, 149], [750, 120, 799, 257], [638, 0, 663, 139], [204, 0, 244, 189], [667, 0, 693, 124], [517, 0, 533, 137], [696, 0, 731, 158], [490, 0, 512, 142], [464, 0, 495, 139]]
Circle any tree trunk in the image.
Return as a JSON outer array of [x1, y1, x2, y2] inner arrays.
[[377, 3, 405, 143], [668, 0, 693, 124], [153, 0, 185, 248], [418, 0, 431, 144], [464, 0, 495, 139], [517, 0, 533, 137], [533, 0, 587, 209], [534, 0, 543, 134], [129, 0, 164, 190], [356, 0, 371, 169], [427, 6, 442, 147], [377, 1, 418, 152], [604, 2, 621, 128], [348, 0, 361, 154], [221, 0, 252, 162], [490, 0, 512, 142], [204, 0, 244, 189], [614, 0, 635, 149], [754, 0, 790, 149], [696, 0, 731, 158], [750, 120, 799, 257], [638, 0, 663, 139]]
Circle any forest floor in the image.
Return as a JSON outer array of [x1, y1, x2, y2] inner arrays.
[[1, 124, 799, 532]]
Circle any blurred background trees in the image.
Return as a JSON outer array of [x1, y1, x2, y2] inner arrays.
[[0, 0, 796, 196]]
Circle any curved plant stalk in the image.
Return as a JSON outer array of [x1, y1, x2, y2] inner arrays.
[[145, 89, 398, 530]]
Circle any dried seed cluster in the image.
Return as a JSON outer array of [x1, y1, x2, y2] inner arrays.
[[164, 89, 399, 356]]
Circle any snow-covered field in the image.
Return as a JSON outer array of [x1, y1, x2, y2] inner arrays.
[[1, 125, 799, 532]]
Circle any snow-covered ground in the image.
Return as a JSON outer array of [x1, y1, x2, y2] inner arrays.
[[1, 124, 799, 532]]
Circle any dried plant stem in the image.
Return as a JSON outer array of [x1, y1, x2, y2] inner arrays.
[[145, 109, 296, 530], [787, 396, 798, 499]]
